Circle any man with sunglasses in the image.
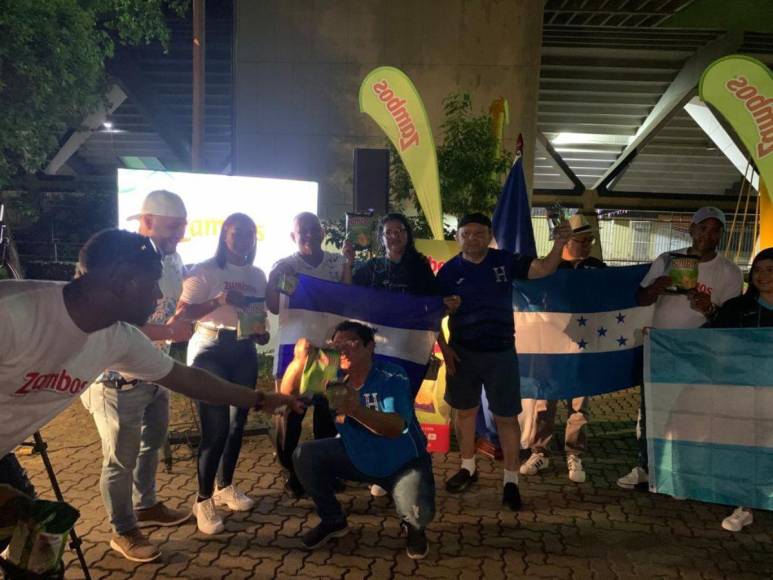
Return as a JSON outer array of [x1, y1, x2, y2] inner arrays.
[[289, 321, 435, 560], [520, 214, 605, 484], [0, 228, 303, 564]]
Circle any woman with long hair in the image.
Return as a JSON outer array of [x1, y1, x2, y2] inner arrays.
[[709, 247, 773, 532], [175, 213, 269, 534], [353, 213, 439, 296]]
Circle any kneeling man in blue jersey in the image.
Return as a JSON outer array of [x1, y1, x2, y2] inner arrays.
[[291, 321, 434, 559]]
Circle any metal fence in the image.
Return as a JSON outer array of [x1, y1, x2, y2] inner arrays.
[[533, 210, 759, 270]]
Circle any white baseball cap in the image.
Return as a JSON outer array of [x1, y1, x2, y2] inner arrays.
[[691, 206, 726, 227], [127, 190, 187, 220]]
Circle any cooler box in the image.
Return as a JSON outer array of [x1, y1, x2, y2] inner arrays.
[[420, 422, 450, 453]]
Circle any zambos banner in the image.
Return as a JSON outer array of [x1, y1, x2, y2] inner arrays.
[[699, 55, 773, 203], [359, 67, 444, 240]]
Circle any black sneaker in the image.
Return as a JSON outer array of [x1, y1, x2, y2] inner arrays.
[[301, 520, 349, 549], [403, 524, 429, 560], [284, 474, 305, 499], [445, 468, 478, 493], [502, 482, 522, 511]]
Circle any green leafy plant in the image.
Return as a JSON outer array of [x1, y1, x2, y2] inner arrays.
[[390, 92, 512, 228], [0, 0, 188, 186]]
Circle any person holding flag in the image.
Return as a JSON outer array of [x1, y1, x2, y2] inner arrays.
[[519, 214, 606, 484], [436, 212, 571, 510]]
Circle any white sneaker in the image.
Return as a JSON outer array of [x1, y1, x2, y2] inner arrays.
[[193, 498, 224, 535], [567, 455, 586, 483], [213, 484, 255, 512], [519, 452, 549, 476], [370, 484, 388, 497], [721, 507, 753, 532], [617, 466, 649, 489]]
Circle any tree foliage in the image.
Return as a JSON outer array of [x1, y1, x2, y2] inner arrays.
[[390, 92, 512, 228], [0, 0, 188, 185]]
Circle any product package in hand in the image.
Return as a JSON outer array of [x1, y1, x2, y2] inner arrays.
[[277, 273, 299, 296], [345, 211, 376, 251], [236, 297, 268, 340], [3, 498, 79, 575], [299, 346, 341, 397], [546, 203, 567, 240], [666, 253, 699, 293]]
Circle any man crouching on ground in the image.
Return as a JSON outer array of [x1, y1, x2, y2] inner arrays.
[[288, 321, 435, 559]]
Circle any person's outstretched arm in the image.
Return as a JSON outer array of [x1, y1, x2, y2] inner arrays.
[[158, 361, 305, 414]]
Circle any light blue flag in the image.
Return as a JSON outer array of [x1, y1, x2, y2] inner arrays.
[[275, 275, 444, 391], [645, 328, 773, 510], [514, 264, 653, 399]]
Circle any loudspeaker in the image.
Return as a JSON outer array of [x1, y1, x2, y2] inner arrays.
[[353, 148, 390, 214]]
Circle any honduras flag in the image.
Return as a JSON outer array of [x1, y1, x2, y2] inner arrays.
[[645, 328, 773, 509], [275, 275, 444, 390], [514, 264, 654, 399]]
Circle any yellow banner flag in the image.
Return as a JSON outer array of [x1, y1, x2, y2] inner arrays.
[[359, 67, 444, 240], [700, 55, 773, 203]]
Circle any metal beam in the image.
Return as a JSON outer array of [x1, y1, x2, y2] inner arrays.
[[44, 85, 127, 175], [592, 30, 743, 191], [107, 53, 193, 167], [532, 188, 740, 212], [536, 131, 585, 195]]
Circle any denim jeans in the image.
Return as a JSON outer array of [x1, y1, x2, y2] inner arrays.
[[188, 331, 258, 498], [275, 395, 338, 475], [81, 382, 169, 534], [293, 437, 436, 530]]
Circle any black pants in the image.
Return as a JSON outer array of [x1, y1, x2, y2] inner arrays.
[[276, 396, 338, 478]]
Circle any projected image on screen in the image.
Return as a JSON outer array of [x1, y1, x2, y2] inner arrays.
[[117, 169, 318, 275]]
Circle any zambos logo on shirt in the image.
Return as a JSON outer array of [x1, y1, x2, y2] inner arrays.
[[15, 370, 90, 397], [182, 219, 266, 242]]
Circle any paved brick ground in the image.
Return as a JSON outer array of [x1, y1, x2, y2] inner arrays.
[[15, 388, 773, 579]]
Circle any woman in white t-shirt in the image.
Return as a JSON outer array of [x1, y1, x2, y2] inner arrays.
[[175, 213, 269, 535]]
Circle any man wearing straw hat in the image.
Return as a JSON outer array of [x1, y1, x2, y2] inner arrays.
[[520, 214, 605, 484]]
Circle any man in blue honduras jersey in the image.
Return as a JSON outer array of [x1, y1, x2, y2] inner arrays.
[[291, 321, 434, 560], [436, 212, 571, 511]]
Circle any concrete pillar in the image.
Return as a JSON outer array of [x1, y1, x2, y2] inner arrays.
[[233, 0, 544, 219]]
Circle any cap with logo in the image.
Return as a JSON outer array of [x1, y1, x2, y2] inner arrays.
[[127, 189, 187, 220], [691, 206, 726, 226]]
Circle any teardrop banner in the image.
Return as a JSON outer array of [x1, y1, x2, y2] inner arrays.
[[359, 67, 444, 240], [699, 55, 773, 203]]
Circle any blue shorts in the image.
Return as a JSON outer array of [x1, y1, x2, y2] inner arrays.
[[444, 343, 522, 417]]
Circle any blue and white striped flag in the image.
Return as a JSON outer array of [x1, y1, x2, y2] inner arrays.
[[514, 264, 653, 399], [275, 275, 444, 390], [645, 328, 773, 509]]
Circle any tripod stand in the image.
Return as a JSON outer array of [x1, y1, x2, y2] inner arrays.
[[0, 204, 91, 579]]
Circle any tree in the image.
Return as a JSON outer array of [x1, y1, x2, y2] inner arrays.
[[390, 92, 512, 231], [0, 0, 188, 186]]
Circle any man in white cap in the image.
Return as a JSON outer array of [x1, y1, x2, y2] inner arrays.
[[520, 213, 606, 483], [617, 206, 743, 490], [81, 190, 194, 562]]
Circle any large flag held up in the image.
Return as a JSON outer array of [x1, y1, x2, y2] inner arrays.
[[645, 328, 773, 510], [276, 275, 445, 390], [514, 265, 654, 400]]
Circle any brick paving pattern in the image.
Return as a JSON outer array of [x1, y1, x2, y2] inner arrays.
[[16, 388, 773, 579]]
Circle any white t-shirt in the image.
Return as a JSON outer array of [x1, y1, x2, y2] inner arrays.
[[271, 251, 347, 283], [640, 248, 743, 329], [180, 258, 267, 328], [0, 281, 175, 456]]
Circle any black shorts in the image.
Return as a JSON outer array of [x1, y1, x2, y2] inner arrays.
[[444, 343, 522, 417]]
